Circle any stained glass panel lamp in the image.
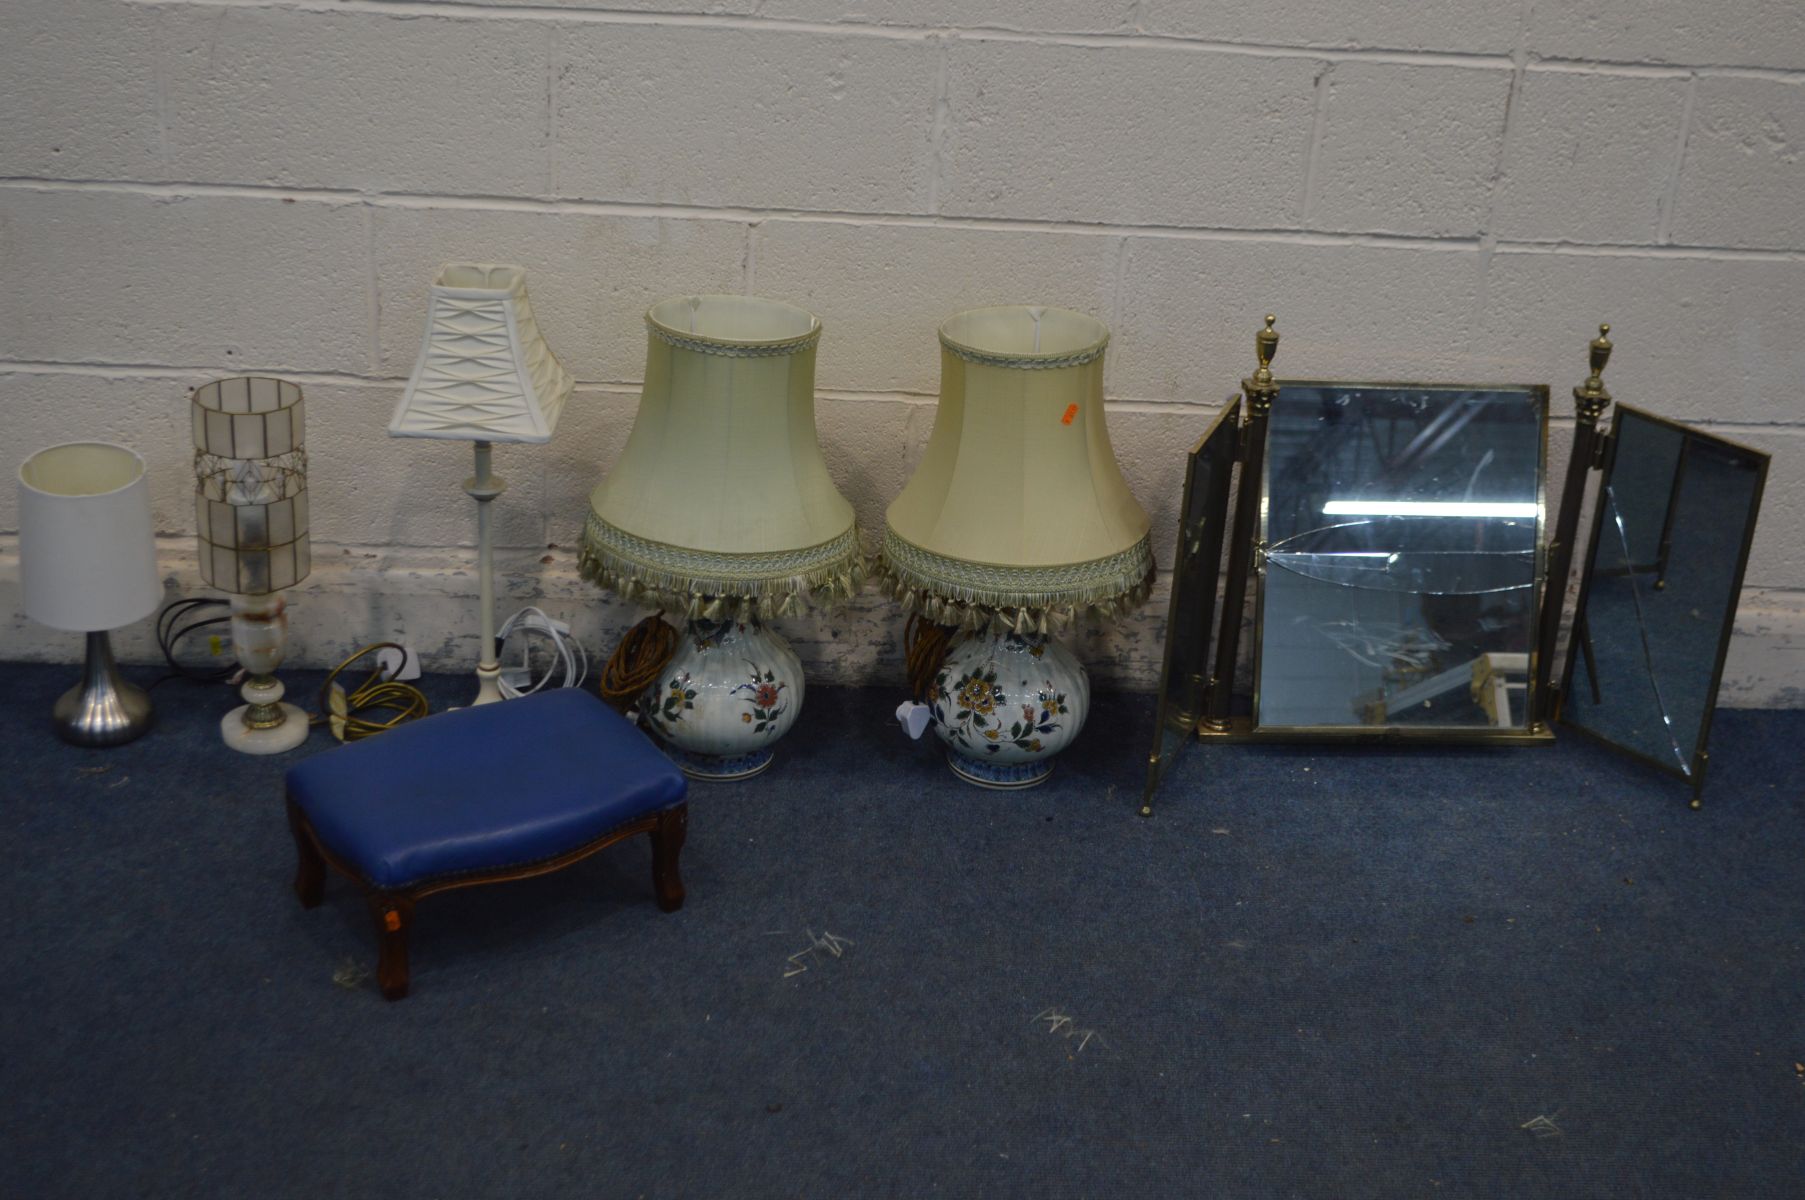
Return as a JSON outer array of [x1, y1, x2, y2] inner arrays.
[[579, 295, 864, 780], [388, 263, 574, 706], [193, 375, 312, 754], [881, 305, 1154, 788]]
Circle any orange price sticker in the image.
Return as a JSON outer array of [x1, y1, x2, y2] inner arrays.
[[1061, 404, 1079, 425]]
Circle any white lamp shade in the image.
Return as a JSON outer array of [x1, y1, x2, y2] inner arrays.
[[580, 295, 862, 620], [18, 442, 162, 633], [389, 263, 573, 444], [880, 306, 1153, 632]]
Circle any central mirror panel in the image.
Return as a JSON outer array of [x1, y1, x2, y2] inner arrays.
[[1255, 383, 1547, 733]]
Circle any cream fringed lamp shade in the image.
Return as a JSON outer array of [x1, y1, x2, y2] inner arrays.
[[580, 295, 862, 619], [881, 305, 1153, 633]]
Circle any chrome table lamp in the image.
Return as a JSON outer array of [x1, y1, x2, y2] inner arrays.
[[193, 376, 313, 754], [881, 305, 1154, 788], [389, 263, 574, 706], [580, 295, 864, 780], [18, 442, 163, 746]]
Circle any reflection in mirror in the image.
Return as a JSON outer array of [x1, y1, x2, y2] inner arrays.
[[1256, 384, 1546, 731], [1562, 408, 1767, 783], [1141, 400, 1240, 812]]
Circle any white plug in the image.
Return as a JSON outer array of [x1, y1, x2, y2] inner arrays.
[[895, 701, 931, 740], [376, 644, 422, 681]]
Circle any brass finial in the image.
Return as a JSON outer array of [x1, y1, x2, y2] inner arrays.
[[1253, 313, 1279, 384], [1574, 321, 1613, 421], [1243, 314, 1280, 413]]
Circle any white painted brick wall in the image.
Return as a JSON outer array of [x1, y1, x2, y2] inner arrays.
[[1311, 63, 1515, 236], [1, 0, 1802, 705]]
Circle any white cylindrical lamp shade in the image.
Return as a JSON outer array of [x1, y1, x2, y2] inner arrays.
[[192, 377, 311, 594], [580, 295, 862, 620], [881, 306, 1153, 633], [18, 443, 162, 632]]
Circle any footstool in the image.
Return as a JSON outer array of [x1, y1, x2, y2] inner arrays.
[[285, 688, 689, 1000]]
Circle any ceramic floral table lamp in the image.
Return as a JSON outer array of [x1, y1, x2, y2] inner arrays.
[[881, 305, 1154, 788], [579, 295, 863, 780]]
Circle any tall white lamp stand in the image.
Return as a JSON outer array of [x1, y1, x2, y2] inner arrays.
[[388, 263, 574, 707], [466, 440, 506, 706]]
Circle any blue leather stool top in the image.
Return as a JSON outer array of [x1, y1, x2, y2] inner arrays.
[[286, 689, 687, 890]]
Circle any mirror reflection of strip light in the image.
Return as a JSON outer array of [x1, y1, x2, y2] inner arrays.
[[1321, 500, 1539, 518]]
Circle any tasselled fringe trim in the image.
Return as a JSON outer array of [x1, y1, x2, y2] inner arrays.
[[876, 534, 1157, 636], [579, 516, 869, 621]]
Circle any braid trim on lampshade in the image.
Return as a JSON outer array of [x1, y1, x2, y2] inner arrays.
[[936, 330, 1109, 370], [578, 512, 869, 621], [876, 526, 1156, 636], [645, 318, 822, 359]]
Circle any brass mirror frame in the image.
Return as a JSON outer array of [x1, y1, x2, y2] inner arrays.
[[1138, 398, 1241, 816], [1191, 317, 1556, 746], [1248, 378, 1551, 740], [1553, 399, 1770, 807], [1138, 318, 1768, 815]]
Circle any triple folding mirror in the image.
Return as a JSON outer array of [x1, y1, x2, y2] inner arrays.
[[1142, 321, 1768, 815]]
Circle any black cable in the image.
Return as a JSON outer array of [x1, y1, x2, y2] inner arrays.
[[147, 597, 236, 688]]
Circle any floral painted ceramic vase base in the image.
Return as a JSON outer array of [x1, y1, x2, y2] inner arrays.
[[929, 631, 1090, 789], [641, 618, 803, 781]]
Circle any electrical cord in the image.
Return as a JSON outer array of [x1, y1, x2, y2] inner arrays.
[[313, 642, 430, 742], [599, 613, 679, 714], [904, 614, 956, 703], [495, 606, 589, 699], [148, 597, 237, 689]]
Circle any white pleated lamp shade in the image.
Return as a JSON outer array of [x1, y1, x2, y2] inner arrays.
[[881, 305, 1153, 633], [389, 263, 573, 444], [18, 442, 162, 633], [580, 295, 862, 620]]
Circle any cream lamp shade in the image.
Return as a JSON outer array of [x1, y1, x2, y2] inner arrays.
[[881, 305, 1153, 634], [18, 442, 161, 632], [580, 294, 862, 620], [389, 263, 574, 443], [192, 376, 310, 594]]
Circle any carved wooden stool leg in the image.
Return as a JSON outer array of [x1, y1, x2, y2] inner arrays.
[[367, 894, 416, 1001], [287, 798, 326, 910], [650, 804, 687, 913]]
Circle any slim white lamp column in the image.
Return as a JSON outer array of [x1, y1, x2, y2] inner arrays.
[[466, 440, 505, 706], [389, 263, 574, 706]]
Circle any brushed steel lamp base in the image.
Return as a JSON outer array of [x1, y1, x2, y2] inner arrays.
[[53, 631, 153, 748]]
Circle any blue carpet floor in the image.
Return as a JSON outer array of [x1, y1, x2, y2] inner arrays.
[[1, 660, 1801, 1198]]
